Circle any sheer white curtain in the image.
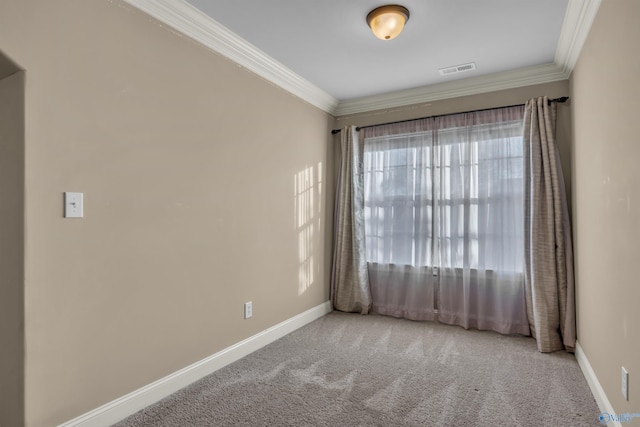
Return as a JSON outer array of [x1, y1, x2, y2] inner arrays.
[[435, 108, 529, 335], [363, 120, 436, 321], [360, 106, 530, 335]]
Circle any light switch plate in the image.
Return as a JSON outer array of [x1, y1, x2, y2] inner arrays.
[[244, 301, 253, 319], [64, 192, 84, 218], [622, 367, 629, 401]]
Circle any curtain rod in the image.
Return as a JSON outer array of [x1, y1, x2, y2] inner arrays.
[[330, 96, 569, 135]]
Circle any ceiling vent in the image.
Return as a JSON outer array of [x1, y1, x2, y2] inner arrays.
[[438, 62, 477, 76]]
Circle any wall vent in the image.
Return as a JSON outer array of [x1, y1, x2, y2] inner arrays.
[[438, 62, 477, 76]]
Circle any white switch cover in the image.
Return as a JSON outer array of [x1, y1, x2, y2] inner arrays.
[[622, 367, 629, 401], [64, 192, 84, 218], [244, 302, 253, 319]]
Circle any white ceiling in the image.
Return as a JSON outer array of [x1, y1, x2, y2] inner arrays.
[[186, 0, 567, 101], [124, 0, 601, 115]]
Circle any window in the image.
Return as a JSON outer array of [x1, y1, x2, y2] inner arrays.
[[363, 131, 433, 267], [436, 121, 524, 273], [362, 110, 524, 275]]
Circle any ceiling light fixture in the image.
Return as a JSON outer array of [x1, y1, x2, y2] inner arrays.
[[366, 5, 410, 41]]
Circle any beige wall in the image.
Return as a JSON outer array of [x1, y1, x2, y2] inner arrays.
[[0, 69, 25, 427], [571, 0, 640, 415], [0, 50, 20, 80], [0, 1, 333, 425], [336, 80, 573, 204], [4, 0, 628, 424]]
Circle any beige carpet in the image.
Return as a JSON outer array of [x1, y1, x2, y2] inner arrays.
[[114, 312, 600, 426]]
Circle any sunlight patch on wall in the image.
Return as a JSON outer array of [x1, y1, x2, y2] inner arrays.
[[295, 163, 323, 295]]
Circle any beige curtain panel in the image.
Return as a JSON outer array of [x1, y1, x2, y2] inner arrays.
[[330, 126, 372, 314], [523, 96, 576, 353]]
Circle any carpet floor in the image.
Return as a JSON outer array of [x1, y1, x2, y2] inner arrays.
[[114, 312, 600, 426]]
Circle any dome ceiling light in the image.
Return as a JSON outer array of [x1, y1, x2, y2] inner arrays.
[[366, 5, 410, 41]]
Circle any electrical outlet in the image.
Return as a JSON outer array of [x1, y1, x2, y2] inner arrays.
[[244, 301, 253, 319], [622, 367, 629, 401]]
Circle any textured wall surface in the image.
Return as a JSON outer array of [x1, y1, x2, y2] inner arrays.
[[0, 69, 25, 427], [0, 1, 333, 425], [571, 0, 640, 416]]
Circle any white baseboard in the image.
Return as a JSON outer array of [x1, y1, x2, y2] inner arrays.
[[59, 301, 332, 427], [575, 340, 622, 427]]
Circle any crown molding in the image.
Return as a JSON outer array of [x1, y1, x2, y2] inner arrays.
[[337, 0, 603, 117], [122, 0, 600, 118], [122, 0, 340, 114], [334, 63, 568, 116], [554, 0, 602, 76]]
